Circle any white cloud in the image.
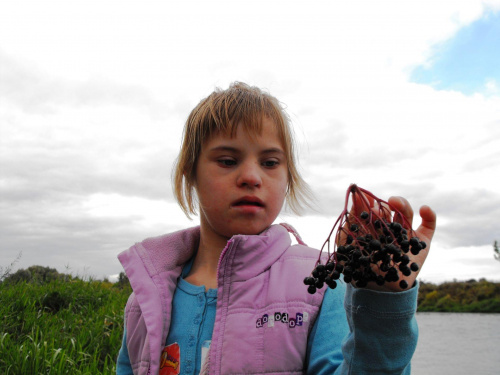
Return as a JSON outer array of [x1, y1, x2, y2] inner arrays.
[[484, 78, 499, 95], [1, 0, 500, 281]]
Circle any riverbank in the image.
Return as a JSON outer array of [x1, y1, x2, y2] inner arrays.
[[418, 279, 500, 312]]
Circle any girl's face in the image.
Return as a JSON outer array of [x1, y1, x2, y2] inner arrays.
[[195, 117, 288, 243]]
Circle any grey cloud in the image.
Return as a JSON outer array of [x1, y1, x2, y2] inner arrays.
[[419, 188, 500, 248], [462, 150, 500, 173], [305, 133, 430, 171], [1, 211, 184, 280], [1, 120, 179, 202], [357, 184, 500, 249], [302, 180, 500, 249], [0, 50, 169, 118]]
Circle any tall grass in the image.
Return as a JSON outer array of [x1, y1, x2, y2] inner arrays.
[[0, 277, 131, 374]]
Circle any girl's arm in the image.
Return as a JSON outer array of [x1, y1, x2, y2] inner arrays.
[[307, 282, 418, 374]]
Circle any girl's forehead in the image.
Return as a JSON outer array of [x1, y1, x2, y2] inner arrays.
[[203, 119, 285, 148]]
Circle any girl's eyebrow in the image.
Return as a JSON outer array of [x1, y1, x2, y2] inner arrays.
[[261, 147, 285, 156], [208, 146, 240, 153], [208, 146, 285, 155]]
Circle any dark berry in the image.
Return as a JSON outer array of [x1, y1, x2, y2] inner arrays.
[[307, 285, 317, 294], [410, 237, 420, 247], [400, 266, 411, 277], [303, 277, 315, 286], [326, 278, 337, 289], [376, 275, 385, 286], [385, 272, 399, 282], [380, 263, 389, 272], [357, 236, 366, 244], [360, 211, 369, 220], [400, 254, 410, 265], [337, 245, 347, 254], [343, 266, 353, 276], [399, 280, 409, 289], [391, 222, 402, 233], [359, 256, 370, 267], [387, 244, 398, 254], [356, 279, 368, 288], [400, 240, 410, 252], [410, 262, 419, 272], [369, 240, 382, 251], [336, 254, 348, 262]]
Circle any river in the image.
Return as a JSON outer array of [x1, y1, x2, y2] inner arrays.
[[412, 312, 500, 374]]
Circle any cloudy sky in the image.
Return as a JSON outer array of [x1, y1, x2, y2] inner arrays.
[[1, 0, 499, 283]]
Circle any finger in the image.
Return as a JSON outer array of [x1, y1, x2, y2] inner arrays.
[[388, 196, 414, 228], [415, 205, 437, 242]]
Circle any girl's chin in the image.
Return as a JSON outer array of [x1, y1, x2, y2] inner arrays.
[[223, 224, 272, 238]]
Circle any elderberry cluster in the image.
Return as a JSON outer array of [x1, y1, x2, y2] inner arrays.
[[305, 211, 427, 294], [303, 261, 343, 295]]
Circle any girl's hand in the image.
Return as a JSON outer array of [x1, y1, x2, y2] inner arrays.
[[354, 195, 437, 292], [307, 185, 437, 296]]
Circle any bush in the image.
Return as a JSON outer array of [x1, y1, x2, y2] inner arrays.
[[417, 280, 500, 312]]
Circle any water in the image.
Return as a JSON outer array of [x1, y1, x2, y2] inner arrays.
[[412, 313, 500, 375]]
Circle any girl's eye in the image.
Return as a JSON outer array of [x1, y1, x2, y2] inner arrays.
[[262, 160, 279, 168], [218, 158, 237, 167]]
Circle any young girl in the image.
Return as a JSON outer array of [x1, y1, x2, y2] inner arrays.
[[116, 82, 436, 375]]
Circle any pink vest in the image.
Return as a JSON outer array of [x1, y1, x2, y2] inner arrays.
[[118, 224, 327, 375]]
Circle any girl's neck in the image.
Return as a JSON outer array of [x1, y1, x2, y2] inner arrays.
[[184, 221, 230, 290]]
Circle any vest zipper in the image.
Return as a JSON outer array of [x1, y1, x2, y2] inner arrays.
[[208, 237, 235, 374]]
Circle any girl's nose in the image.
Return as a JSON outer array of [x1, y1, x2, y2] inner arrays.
[[237, 162, 262, 188]]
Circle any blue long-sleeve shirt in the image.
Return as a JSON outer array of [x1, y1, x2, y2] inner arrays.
[[117, 260, 418, 374]]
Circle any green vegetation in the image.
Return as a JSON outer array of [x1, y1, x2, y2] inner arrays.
[[0, 266, 131, 374], [418, 279, 500, 312]]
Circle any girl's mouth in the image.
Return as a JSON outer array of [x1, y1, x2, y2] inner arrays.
[[232, 196, 265, 208]]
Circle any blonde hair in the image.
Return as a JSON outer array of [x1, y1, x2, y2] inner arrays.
[[173, 82, 311, 217]]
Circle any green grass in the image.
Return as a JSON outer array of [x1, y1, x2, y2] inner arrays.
[[0, 277, 131, 374]]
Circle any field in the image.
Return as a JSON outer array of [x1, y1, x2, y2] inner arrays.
[[0, 272, 131, 374]]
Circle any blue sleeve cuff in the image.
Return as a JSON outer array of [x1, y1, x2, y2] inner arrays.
[[345, 280, 419, 317]]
